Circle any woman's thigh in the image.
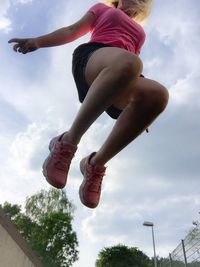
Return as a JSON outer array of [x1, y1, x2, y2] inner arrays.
[[111, 77, 168, 110], [84, 46, 167, 111], [84, 46, 143, 87]]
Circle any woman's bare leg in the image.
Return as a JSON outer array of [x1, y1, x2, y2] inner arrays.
[[63, 47, 169, 166], [90, 77, 169, 166], [63, 47, 143, 144]]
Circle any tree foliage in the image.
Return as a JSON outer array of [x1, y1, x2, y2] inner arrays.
[[3, 189, 79, 267], [95, 244, 152, 267]]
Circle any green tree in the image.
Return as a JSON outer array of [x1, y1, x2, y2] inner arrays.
[[3, 188, 78, 267], [95, 244, 152, 267]]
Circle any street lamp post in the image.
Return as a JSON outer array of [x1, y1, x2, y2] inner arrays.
[[143, 221, 157, 267]]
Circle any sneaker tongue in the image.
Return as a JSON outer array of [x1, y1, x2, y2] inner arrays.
[[61, 140, 77, 151], [94, 165, 106, 172], [88, 152, 106, 172]]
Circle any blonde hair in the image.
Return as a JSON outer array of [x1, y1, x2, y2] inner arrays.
[[100, 0, 153, 23]]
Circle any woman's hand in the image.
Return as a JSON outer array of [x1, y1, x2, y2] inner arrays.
[[8, 38, 39, 54]]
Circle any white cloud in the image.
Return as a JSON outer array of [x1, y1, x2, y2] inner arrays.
[[0, 0, 33, 32], [0, 16, 11, 31], [143, 0, 200, 98], [17, 0, 32, 3], [0, 0, 11, 32], [9, 122, 49, 174], [0, 122, 50, 205], [170, 73, 200, 107]]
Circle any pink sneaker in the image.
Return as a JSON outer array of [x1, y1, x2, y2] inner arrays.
[[79, 153, 106, 208], [42, 133, 77, 189]]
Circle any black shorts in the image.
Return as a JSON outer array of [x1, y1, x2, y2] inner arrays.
[[72, 42, 144, 120]]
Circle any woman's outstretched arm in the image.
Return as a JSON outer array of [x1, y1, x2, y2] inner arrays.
[[8, 12, 95, 54]]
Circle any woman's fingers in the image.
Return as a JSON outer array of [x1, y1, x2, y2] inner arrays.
[[9, 38, 24, 51], [8, 38, 21, 44], [9, 39, 27, 53], [21, 43, 30, 54], [13, 43, 21, 52], [8, 38, 37, 54]]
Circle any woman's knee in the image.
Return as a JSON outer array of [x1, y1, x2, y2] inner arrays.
[[156, 85, 169, 111], [135, 84, 169, 114], [112, 53, 143, 80]]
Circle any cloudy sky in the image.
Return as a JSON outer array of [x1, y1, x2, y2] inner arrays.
[[1, 0, 200, 266]]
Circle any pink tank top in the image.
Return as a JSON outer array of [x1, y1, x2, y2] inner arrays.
[[88, 3, 146, 54]]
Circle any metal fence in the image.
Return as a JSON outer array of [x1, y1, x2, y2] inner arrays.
[[159, 226, 200, 267]]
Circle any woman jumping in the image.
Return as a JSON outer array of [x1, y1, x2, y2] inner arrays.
[[8, 0, 169, 208]]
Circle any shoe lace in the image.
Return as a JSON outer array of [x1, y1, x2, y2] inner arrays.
[[53, 143, 74, 171], [88, 167, 105, 193]]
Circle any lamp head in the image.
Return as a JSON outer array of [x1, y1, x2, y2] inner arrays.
[[143, 221, 154, 227]]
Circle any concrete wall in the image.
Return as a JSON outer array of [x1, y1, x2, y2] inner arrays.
[[0, 224, 35, 267], [0, 206, 44, 267]]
